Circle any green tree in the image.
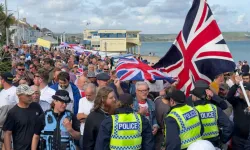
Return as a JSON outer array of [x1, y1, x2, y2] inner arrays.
[[0, 4, 15, 73], [0, 3, 15, 46]]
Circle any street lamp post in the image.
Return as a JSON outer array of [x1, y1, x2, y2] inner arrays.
[[5, 0, 9, 46]]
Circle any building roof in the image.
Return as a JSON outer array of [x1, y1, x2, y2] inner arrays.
[[41, 28, 52, 33], [126, 30, 141, 33]]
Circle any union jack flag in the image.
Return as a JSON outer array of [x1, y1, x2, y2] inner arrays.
[[116, 57, 174, 83], [153, 0, 236, 95]]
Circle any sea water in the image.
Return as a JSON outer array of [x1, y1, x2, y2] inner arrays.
[[141, 41, 250, 62]]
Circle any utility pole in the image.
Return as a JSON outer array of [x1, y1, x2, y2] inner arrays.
[[17, 7, 20, 46], [5, 0, 9, 46]]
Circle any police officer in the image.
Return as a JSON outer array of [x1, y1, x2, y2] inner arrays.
[[165, 90, 203, 150], [31, 90, 81, 150], [95, 93, 154, 150], [190, 80, 233, 148]]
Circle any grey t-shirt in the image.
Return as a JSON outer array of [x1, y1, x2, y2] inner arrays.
[[154, 97, 170, 130]]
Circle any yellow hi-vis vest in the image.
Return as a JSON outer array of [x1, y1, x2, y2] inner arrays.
[[195, 104, 219, 139], [167, 105, 202, 149], [110, 113, 142, 150]]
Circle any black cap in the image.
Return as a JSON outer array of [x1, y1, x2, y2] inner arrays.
[[119, 93, 133, 105], [96, 73, 110, 81], [190, 80, 209, 98], [52, 90, 71, 103], [243, 83, 250, 91], [168, 90, 186, 103], [0, 72, 13, 84]]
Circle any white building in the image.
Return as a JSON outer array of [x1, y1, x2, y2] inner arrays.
[[10, 18, 43, 46]]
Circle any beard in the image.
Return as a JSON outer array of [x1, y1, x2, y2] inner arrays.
[[103, 100, 117, 115], [60, 85, 69, 89]]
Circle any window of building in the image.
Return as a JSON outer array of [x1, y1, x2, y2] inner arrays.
[[127, 33, 137, 38], [117, 33, 126, 38], [100, 33, 126, 38]]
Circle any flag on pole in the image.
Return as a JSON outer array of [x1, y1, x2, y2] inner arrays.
[[153, 0, 236, 95], [116, 57, 175, 83]]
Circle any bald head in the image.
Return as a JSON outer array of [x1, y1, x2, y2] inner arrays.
[[84, 83, 96, 101]]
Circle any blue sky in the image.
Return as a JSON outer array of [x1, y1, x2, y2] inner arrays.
[[1, 0, 249, 34]]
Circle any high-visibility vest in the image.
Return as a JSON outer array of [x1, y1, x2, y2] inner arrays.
[[195, 104, 219, 139], [40, 110, 76, 150], [167, 105, 202, 149], [110, 113, 142, 150]]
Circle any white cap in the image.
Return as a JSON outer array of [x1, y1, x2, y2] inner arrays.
[[187, 140, 216, 150]]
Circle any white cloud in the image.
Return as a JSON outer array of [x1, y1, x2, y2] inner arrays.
[[236, 14, 246, 25], [5, 0, 250, 34], [89, 17, 105, 27], [143, 16, 169, 25], [110, 20, 122, 26]]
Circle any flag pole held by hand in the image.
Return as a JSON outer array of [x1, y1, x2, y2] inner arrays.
[[236, 72, 250, 107]]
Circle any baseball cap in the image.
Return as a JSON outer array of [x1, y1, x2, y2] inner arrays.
[[16, 84, 35, 95], [96, 73, 110, 81], [119, 93, 133, 105], [190, 80, 209, 98], [0, 72, 14, 84], [168, 90, 186, 103], [52, 90, 71, 103]]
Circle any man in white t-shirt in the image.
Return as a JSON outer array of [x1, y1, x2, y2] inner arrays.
[[0, 72, 18, 149], [77, 83, 96, 149], [33, 69, 55, 104], [0, 72, 18, 108]]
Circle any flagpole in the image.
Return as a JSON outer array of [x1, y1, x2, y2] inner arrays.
[[236, 72, 250, 106]]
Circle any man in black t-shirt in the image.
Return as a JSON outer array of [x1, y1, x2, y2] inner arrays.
[[3, 84, 44, 150]]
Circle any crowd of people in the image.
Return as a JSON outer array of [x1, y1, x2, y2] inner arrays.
[[0, 45, 250, 150]]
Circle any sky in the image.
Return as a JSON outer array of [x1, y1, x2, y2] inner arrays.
[[1, 0, 250, 34]]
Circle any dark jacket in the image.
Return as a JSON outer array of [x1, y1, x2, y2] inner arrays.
[[241, 64, 250, 74], [165, 104, 204, 150], [227, 84, 250, 139], [50, 82, 81, 115], [186, 94, 228, 110], [94, 107, 154, 150], [193, 99, 233, 145], [82, 109, 109, 150]]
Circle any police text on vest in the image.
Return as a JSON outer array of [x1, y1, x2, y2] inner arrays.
[[200, 111, 214, 119], [183, 110, 197, 121], [118, 122, 139, 130]]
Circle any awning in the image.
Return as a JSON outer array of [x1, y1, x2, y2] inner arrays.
[[36, 38, 51, 48]]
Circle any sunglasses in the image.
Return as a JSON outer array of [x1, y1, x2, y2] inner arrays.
[[18, 69, 25, 71], [104, 69, 109, 70]]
